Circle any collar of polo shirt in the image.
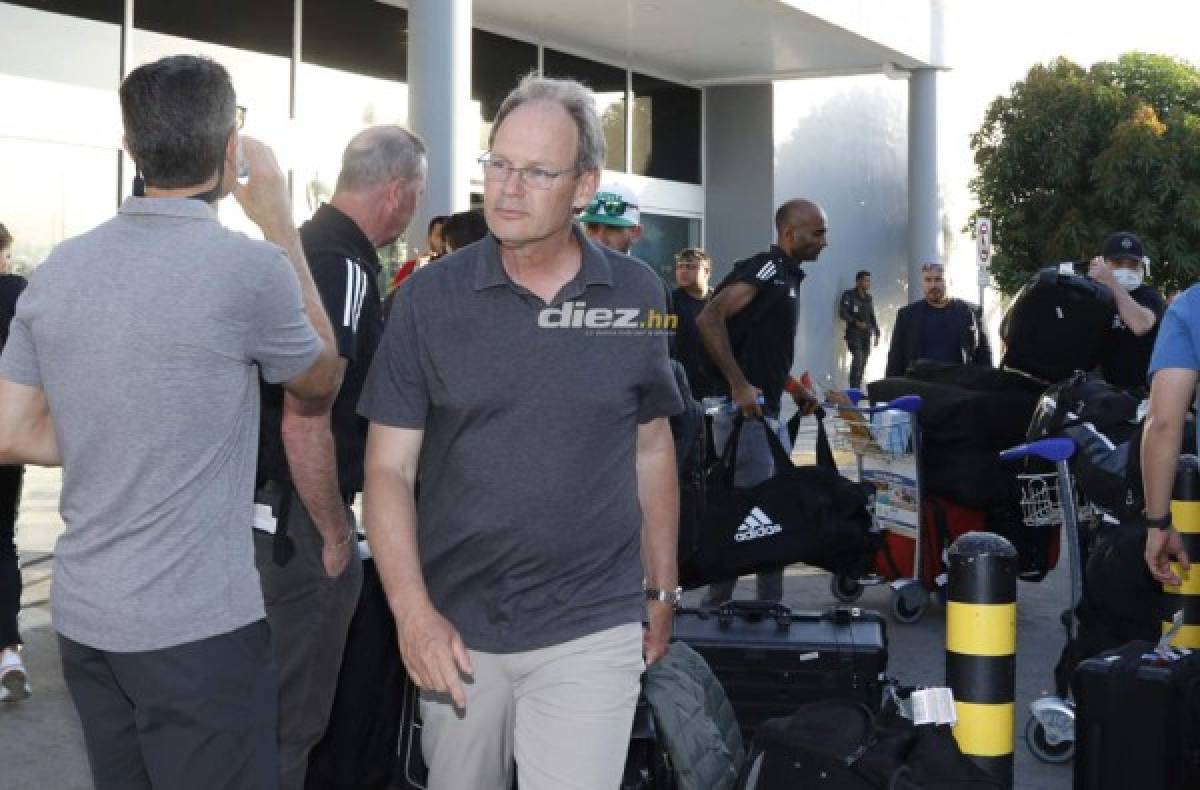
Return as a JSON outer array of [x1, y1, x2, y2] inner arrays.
[[474, 223, 614, 292]]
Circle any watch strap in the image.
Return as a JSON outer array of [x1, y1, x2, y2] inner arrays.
[[1145, 512, 1173, 530]]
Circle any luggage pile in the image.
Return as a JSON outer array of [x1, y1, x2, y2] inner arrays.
[[868, 361, 1057, 583]]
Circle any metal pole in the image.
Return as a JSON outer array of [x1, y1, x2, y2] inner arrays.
[[946, 531, 1018, 787], [1163, 454, 1200, 648]]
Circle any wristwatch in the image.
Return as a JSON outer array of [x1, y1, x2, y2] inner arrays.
[[644, 586, 683, 607], [1145, 512, 1173, 530]]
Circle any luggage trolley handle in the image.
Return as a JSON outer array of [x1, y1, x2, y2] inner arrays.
[[716, 599, 794, 631]]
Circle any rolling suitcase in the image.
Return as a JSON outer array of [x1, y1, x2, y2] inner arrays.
[[1072, 641, 1200, 789], [672, 602, 887, 740]]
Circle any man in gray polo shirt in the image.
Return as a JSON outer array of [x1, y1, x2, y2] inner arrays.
[[0, 55, 341, 789], [359, 74, 682, 790]]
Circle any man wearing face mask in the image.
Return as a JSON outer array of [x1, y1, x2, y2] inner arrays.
[[1090, 232, 1166, 394]]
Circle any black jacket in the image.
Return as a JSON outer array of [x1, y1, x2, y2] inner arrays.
[[839, 287, 879, 345], [885, 298, 992, 378]]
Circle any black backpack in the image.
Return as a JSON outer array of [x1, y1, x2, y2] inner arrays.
[[1027, 371, 1141, 442], [1001, 266, 1116, 383]]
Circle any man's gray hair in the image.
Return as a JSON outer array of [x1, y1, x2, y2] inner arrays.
[[335, 125, 427, 192], [490, 73, 606, 172]]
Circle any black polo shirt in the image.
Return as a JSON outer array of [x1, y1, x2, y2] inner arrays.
[[1100, 284, 1167, 390], [713, 244, 805, 412], [358, 228, 682, 653], [258, 203, 384, 495]]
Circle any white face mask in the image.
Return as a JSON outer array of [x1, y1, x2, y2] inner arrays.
[[1112, 268, 1143, 291]]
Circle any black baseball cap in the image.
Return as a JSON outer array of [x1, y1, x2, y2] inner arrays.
[[1102, 231, 1144, 262]]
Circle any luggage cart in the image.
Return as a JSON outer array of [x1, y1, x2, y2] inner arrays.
[[998, 437, 1093, 764], [826, 394, 930, 624]]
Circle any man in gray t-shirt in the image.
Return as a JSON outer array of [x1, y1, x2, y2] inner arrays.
[[0, 56, 340, 790], [358, 75, 682, 790]]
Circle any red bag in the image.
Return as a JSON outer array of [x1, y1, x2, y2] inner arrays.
[[874, 495, 986, 591]]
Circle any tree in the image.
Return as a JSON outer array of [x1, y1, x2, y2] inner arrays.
[[969, 52, 1200, 295]]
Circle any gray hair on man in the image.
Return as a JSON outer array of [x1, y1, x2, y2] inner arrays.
[[490, 73, 607, 173], [335, 125, 427, 192]]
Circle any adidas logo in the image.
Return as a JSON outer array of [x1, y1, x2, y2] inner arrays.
[[734, 507, 783, 542]]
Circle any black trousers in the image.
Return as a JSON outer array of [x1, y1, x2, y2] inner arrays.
[[0, 464, 24, 647], [59, 620, 279, 790], [847, 340, 871, 390]]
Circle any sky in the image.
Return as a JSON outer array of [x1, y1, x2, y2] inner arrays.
[[938, 0, 1200, 290]]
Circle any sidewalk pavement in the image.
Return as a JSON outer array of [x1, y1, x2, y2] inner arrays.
[[1, 427, 1073, 789]]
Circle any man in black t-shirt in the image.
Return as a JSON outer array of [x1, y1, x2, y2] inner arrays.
[[696, 199, 828, 605], [671, 247, 718, 398], [255, 126, 427, 790], [1090, 232, 1166, 394]]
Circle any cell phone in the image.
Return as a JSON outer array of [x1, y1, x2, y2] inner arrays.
[[236, 141, 249, 182]]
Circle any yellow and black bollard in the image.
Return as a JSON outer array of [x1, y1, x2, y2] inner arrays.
[[1163, 454, 1200, 648], [946, 531, 1018, 787]]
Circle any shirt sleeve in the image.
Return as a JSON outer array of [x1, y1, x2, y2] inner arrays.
[[638, 284, 684, 423], [1149, 295, 1199, 377], [357, 283, 431, 428], [728, 255, 776, 290], [247, 249, 323, 384], [311, 254, 370, 362], [1138, 286, 1168, 319]]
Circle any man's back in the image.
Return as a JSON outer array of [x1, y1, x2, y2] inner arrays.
[[0, 198, 320, 652]]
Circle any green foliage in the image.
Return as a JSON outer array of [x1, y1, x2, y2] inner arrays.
[[969, 52, 1200, 295]]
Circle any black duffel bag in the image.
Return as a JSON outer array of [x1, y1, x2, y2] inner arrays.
[[739, 699, 1002, 790], [868, 374, 1039, 453], [678, 416, 874, 590]]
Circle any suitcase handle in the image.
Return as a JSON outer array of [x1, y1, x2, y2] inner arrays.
[[716, 600, 793, 630]]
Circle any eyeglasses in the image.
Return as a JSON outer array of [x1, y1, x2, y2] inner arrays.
[[478, 153, 575, 190], [234, 105, 247, 131]]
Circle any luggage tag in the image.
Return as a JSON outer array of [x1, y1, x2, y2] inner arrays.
[[1154, 609, 1185, 661], [253, 504, 277, 535], [911, 687, 957, 727]]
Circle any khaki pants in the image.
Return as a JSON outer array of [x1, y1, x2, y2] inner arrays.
[[420, 622, 644, 790]]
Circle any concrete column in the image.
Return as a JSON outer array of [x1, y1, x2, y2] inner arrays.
[[907, 67, 939, 298], [407, 0, 473, 252]]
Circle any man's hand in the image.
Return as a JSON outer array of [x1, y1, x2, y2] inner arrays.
[[644, 602, 673, 666], [1147, 527, 1191, 586], [396, 605, 474, 709], [790, 388, 819, 417], [732, 382, 764, 418], [1088, 256, 1118, 290], [232, 136, 293, 237], [321, 537, 352, 578]]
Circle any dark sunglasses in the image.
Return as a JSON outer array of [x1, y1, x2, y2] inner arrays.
[[591, 198, 637, 217]]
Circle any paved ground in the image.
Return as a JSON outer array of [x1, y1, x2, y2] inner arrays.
[[1, 439, 1073, 789]]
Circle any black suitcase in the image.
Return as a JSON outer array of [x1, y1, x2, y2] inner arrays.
[[672, 602, 888, 740], [1072, 641, 1200, 790]]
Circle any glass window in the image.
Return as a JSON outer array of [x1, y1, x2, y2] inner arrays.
[[296, 0, 410, 273], [0, 2, 122, 270], [302, 0, 407, 81], [632, 73, 702, 184], [131, 20, 292, 237], [543, 49, 626, 172], [135, 0, 292, 58], [633, 213, 702, 287], [473, 29, 537, 149]]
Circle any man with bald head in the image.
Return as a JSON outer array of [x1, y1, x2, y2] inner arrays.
[[256, 124, 427, 789], [697, 198, 829, 605]]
